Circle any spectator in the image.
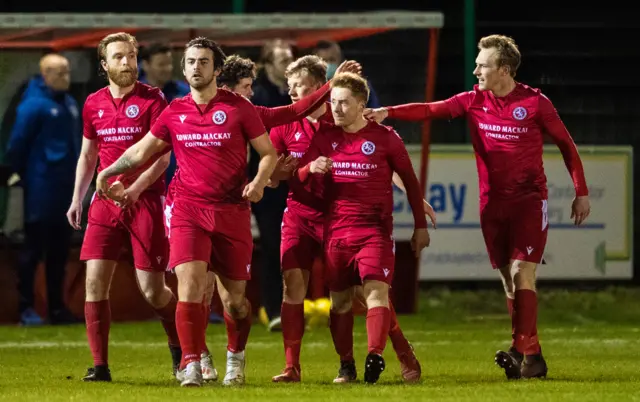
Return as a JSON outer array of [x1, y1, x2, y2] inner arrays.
[[139, 42, 189, 186], [250, 39, 295, 331], [6, 54, 81, 325], [313, 39, 381, 108]]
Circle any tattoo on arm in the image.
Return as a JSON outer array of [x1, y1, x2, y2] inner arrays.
[[108, 156, 134, 176]]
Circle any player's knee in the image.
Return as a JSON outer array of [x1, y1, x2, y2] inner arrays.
[[85, 276, 109, 300], [362, 280, 390, 309], [140, 285, 172, 309], [221, 293, 247, 317], [282, 270, 306, 304], [511, 260, 537, 291], [330, 290, 353, 314]]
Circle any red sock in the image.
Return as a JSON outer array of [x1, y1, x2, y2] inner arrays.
[[329, 310, 354, 361], [506, 296, 516, 347], [514, 289, 540, 355], [85, 300, 111, 366], [154, 295, 180, 348], [281, 302, 305, 369], [201, 302, 210, 354], [176, 301, 204, 368], [388, 301, 411, 355], [224, 300, 252, 353], [366, 306, 391, 355]]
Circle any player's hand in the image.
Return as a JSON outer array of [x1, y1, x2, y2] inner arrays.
[[423, 199, 437, 229], [66, 200, 83, 230], [363, 107, 389, 123], [115, 186, 141, 209], [411, 228, 430, 257], [571, 195, 591, 225], [272, 154, 298, 181], [243, 179, 265, 203], [335, 60, 362, 76], [95, 171, 109, 198], [310, 156, 332, 174]]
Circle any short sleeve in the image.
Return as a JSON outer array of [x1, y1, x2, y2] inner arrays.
[[150, 108, 172, 146], [269, 126, 287, 155], [82, 102, 96, 140], [148, 90, 169, 125]]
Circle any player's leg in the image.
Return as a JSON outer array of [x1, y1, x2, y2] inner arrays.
[[128, 193, 181, 376], [210, 206, 254, 386], [135, 270, 181, 374], [79, 198, 125, 382], [507, 198, 549, 379], [357, 236, 397, 384], [198, 270, 218, 381], [329, 287, 356, 384], [174, 260, 209, 387], [216, 274, 250, 386], [324, 238, 357, 383], [354, 285, 421, 382], [272, 213, 318, 382], [479, 202, 523, 379], [83, 258, 117, 382], [166, 202, 215, 387]]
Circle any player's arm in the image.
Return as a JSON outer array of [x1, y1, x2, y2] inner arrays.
[[67, 104, 100, 229], [109, 93, 170, 206], [387, 131, 430, 256], [537, 94, 590, 225], [259, 83, 330, 130], [363, 90, 475, 123], [392, 172, 437, 228], [292, 135, 328, 183], [241, 99, 278, 202], [267, 127, 298, 185], [96, 132, 168, 196], [245, 133, 278, 200], [66, 136, 99, 230]]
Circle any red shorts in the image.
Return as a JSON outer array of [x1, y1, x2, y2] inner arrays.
[[80, 192, 168, 272], [167, 201, 253, 281], [324, 233, 395, 292], [280, 208, 324, 272], [480, 197, 548, 269]]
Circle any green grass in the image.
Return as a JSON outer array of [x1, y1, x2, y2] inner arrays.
[[2, 287, 640, 401]]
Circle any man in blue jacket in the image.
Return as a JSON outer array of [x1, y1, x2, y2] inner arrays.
[[6, 54, 81, 325]]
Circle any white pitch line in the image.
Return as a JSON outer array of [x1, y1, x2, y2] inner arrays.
[[0, 338, 635, 349]]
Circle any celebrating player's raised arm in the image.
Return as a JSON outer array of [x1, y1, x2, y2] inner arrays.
[[259, 60, 361, 129]]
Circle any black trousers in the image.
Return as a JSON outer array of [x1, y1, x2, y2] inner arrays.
[[252, 186, 287, 320], [17, 220, 73, 315]]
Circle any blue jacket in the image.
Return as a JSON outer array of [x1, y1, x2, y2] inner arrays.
[[6, 76, 81, 223]]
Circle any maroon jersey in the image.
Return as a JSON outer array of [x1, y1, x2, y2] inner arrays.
[[297, 121, 427, 236], [269, 105, 333, 221], [151, 89, 266, 208], [387, 83, 588, 203], [83, 82, 167, 193]]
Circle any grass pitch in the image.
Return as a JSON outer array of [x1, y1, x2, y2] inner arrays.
[[1, 287, 640, 401]]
